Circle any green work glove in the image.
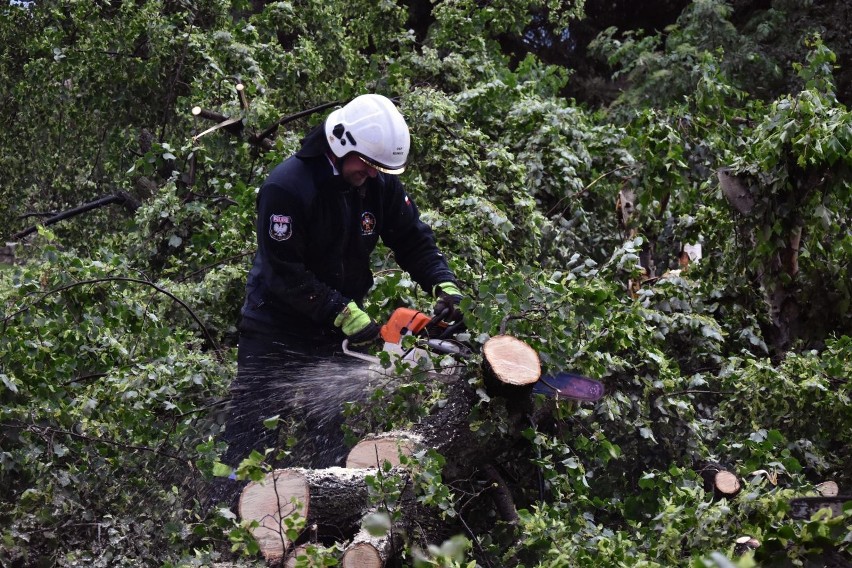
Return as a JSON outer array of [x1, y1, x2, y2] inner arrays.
[[433, 282, 464, 324], [335, 301, 381, 346]]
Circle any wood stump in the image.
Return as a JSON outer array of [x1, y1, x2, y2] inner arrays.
[[482, 335, 541, 387], [699, 464, 742, 499]]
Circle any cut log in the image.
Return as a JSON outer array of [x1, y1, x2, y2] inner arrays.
[[733, 535, 760, 556], [343, 540, 384, 568], [816, 480, 839, 497], [714, 470, 742, 497], [239, 469, 309, 562], [239, 467, 381, 560], [699, 464, 742, 499], [239, 466, 453, 564], [482, 335, 540, 388], [346, 432, 422, 469], [342, 524, 397, 568]]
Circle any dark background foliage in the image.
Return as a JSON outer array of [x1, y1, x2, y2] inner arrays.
[[1, 0, 850, 566]]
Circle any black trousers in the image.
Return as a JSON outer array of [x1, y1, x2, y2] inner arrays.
[[220, 329, 352, 470]]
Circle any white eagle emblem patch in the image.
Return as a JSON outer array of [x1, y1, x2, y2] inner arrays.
[[269, 214, 292, 241]]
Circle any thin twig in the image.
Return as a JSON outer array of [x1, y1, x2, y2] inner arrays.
[[16, 422, 186, 462], [546, 165, 629, 217], [9, 193, 138, 241]]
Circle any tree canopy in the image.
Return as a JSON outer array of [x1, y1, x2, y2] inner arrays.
[[1, 0, 850, 566]]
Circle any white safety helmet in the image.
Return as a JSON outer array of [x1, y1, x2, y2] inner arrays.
[[324, 94, 410, 175]]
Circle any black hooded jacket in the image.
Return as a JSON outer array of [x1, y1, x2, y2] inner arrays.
[[239, 127, 457, 343]]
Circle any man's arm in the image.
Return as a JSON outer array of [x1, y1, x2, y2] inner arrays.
[[379, 176, 458, 295], [254, 178, 348, 327]]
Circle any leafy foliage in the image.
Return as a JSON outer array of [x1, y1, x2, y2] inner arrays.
[[1, 0, 850, 566]]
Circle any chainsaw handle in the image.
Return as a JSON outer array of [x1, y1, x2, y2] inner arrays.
[[341, 339, 381, 364], [426, 307, 459, 340], [430, 307, 451, 326]]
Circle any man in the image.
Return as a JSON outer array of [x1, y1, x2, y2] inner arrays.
[[222, 94, 463, 471]]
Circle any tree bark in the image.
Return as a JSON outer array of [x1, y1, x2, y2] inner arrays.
[[718, 168, 756, 215]]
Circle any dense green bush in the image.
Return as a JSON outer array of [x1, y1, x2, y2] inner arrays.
[[1, 0, 849, 566]]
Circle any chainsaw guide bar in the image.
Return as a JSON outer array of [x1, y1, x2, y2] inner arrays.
[[533, 372, 605, 402]]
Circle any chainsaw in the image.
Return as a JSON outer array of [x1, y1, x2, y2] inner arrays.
[[343, 307, 605, 402], [342, 307, 470, 376]]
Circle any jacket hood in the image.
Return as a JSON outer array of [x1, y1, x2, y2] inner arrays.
[[296, 124, 330, 158]]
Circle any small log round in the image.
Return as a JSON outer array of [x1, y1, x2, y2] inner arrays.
[[343, 542, 383, 568], [342, 514, 400, 568], [714, 470, 742, 497], [734, 535, 760, 556], [816, 480, 839, 497], [699, 463, 741, 499]]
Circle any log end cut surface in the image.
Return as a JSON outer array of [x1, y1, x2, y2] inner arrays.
[[714, 470, 741, 496], [342, 542, 383, 568], [346, 437, 416, 469], [239, 469, 310, 561], [482, 335, 540, 386]]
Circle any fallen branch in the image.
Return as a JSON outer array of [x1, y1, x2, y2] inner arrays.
[[9, 192, 141, 241], [192, 100, 341, 151], [1, 276, 223, 361]]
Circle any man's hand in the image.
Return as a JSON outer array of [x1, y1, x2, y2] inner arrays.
[[335, 301, 382, 347], [347, 321, 382, 347], [433, 282, 464, 324]]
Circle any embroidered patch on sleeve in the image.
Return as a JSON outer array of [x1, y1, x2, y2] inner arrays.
[[269, 214, 292, 241]]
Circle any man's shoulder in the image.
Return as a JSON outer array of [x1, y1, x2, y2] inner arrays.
[[265, 155, 316, 187], [261, 155, 329, 201]]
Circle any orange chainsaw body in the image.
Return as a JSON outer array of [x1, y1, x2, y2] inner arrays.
[[380, 307, 432, 343]]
